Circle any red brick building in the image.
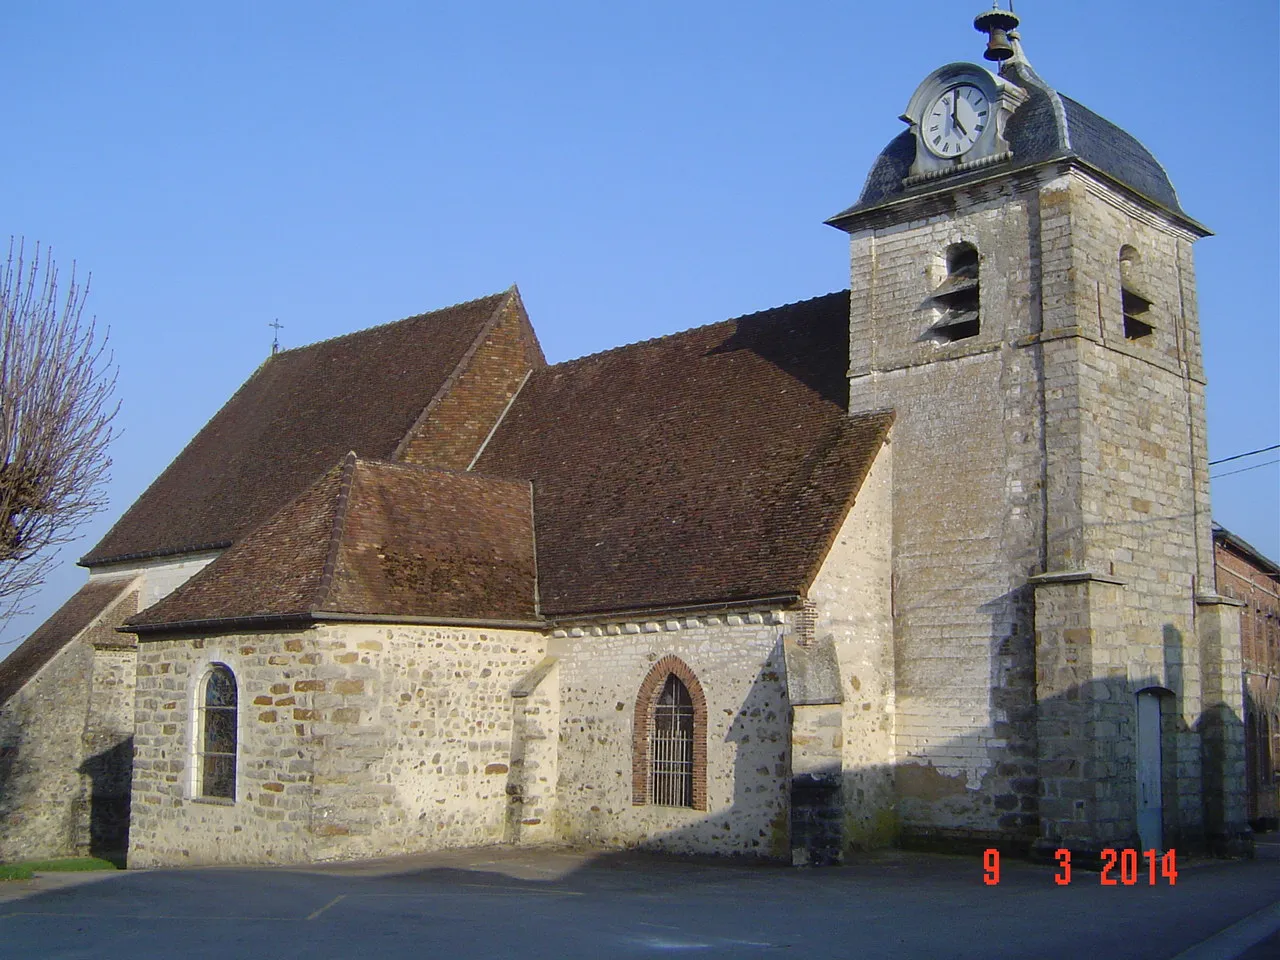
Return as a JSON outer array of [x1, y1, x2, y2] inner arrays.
[[1214, 525, 1280, 830]]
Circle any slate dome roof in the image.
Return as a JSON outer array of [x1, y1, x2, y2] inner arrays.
[[830, 61, 1192, 227]]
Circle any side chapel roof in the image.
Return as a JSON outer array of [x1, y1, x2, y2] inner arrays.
[[83, 290, 537, 566], [129, 456, 538, 631]]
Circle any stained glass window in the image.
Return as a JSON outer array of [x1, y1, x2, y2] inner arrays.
[[199, 664, 237, 800]]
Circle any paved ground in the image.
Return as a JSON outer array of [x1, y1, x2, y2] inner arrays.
[[1, 844, 1278, 959]]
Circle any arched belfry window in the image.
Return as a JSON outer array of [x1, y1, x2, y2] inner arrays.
[[632, 655, 707, 810], [1119, 245, 1153, 341], [928, 243, 981, 343], [198, 664, 238, 800]]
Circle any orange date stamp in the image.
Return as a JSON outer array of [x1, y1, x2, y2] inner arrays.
[[982, 848, 1178, 886]]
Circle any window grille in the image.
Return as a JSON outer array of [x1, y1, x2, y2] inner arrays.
[[199, 664, 237, 799], [650, 675, 694, 807]]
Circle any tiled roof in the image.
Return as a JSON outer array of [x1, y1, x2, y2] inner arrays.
[[128, 456, 537, 631], [83, 291, 520, 566], [1213, 523, 1280, 579], [0, 578, 138, 704], [476, 292, 893, 617], [120, 291, 890, 631], [830, 60, 1196, 228]]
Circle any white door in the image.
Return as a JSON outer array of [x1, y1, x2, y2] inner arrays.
[[1136, 691, 1163, 850]]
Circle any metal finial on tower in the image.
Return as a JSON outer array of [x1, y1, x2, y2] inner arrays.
[[269, 318, 283, 356], [974, 4, 1020, 62]]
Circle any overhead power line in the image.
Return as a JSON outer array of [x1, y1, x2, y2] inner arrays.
[[1209, 444, 1280, 467], [1211, 459, 1279, 480]]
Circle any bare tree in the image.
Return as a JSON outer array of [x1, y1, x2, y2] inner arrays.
[[0, 239, 117, 621]]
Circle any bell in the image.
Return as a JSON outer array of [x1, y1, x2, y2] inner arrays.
[[984, 26, 1015, 61]]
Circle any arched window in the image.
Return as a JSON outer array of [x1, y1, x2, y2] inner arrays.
[[1119, 245, 1153, 341], [652, 676, 694, 806], [928, 242, 980, 343], [632, 655, 707, 810], [198, 664, 237, 800]]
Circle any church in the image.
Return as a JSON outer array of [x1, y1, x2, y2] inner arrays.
[[0, 8, 1249, 868]]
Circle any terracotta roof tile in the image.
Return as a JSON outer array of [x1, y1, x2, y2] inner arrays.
[[476, 291, 893, 616], [128, 457, 537, 631], [83, 291, 516, 566], [0, 579, 138, 704], [119, 289, 890, 631]]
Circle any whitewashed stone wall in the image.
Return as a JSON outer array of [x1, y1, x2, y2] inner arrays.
[[89, 550, 221, 610], [129, 622, 544, 867], [509, 659, 559, 844], [0, 583, 139, 862], [554, 614, 791, 857], [846, 178, 1045, 841], [807, 442, 897, 849], [0, 636, 97, 860]]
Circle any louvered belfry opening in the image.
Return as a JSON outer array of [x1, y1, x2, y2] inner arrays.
[[650, 674, 695, 807]]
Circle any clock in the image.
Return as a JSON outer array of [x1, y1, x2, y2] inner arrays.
[[922, 84, 990, 158], [901, 63, 1026, 184]]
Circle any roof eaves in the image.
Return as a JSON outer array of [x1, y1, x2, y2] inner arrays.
[[547, 593, 805, 627], [311, 611, 546, 630], [1213, 523, 1280, 578], [125, 613, 316, 639], [1064, 155, 1211, 237], [826, 155, 1209, 236], [80, 541, 232, 570]]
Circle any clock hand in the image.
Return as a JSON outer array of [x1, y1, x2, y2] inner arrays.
[[951, 91, 967, 137]]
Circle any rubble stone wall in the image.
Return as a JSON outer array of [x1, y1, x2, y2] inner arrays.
[[129, 622, 544, 867]]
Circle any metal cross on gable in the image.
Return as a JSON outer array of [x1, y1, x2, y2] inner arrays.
[[269, 318, 283, 355]]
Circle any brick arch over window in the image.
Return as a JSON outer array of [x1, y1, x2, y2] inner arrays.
[[632, 655, 708, 810]]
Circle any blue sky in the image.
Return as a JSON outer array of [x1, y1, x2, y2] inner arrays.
[[1, 0, 1277, 645]]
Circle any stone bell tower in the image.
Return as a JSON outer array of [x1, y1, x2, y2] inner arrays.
[[827, 7, 1247, 855]]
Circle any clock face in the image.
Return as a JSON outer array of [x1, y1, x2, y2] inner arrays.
[[923, 84, 990, 158]]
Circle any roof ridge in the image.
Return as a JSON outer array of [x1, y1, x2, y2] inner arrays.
[[269, 288, 511, 361], [312, 452, 359, 611], [391, 288, 520, 461], [542, 291, 850, 374]]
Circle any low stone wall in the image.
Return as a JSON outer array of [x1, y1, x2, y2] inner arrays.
[[129, 622, 545, 867], [0, 588, 137, 863], [0, 638, 97, 861]]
